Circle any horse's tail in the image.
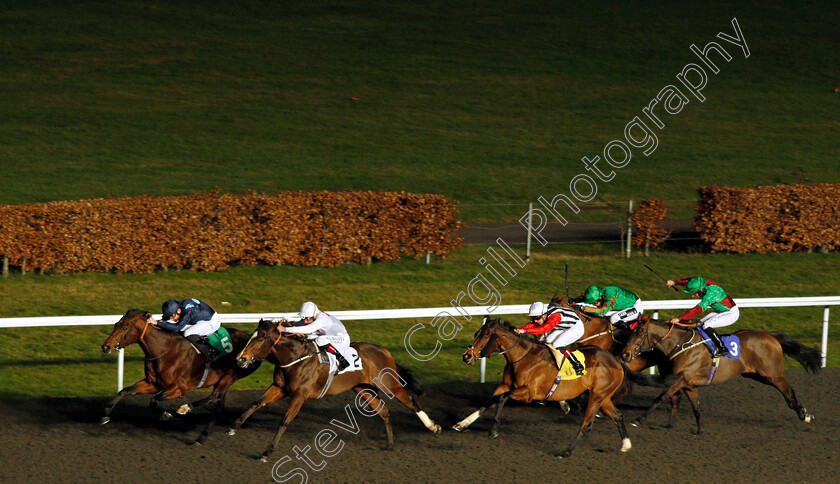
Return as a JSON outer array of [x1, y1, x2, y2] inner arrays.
[[397, 364, 425, 396], [620, 361, 677, 387], [771, 332, 822, 374]]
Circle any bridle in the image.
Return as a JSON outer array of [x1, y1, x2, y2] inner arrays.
[[627, 320, 696, 360], [112, 314, 171, 360], [245, 321, 285, 362], [468, 323, 527, 364]]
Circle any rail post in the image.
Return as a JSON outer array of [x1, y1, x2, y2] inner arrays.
[[625, 200, 633, 259], [650, 310, 659, 374], [480, 357, 486, 383], [117, 348, 125, 391], [822, 306, 830, 368]]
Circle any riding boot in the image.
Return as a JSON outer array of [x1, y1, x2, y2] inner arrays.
[[186, 335, 214, 360], [320, 344, 350, 372], [705, 327, 728, 357], [564, 349, 585, 376]]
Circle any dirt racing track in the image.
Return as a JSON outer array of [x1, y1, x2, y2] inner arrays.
[[1, 368, 838, 483]]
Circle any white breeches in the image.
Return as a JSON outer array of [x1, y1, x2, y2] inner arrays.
[[314, 334, 351, 350], [545, 322, 585, 348], [700, 306, 739, 329], [606, 299, 644, 324], [182, 313, 222, 337]]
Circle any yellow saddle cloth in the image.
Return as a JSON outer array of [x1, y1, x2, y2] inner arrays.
[[546, 346, 587, 380]]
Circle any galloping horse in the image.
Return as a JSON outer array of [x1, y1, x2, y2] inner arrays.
[[621, 318, 820, 434], [549, 295, 672, 405], [230, 319, 441, 462], [453, 317, 671, 458], [100, 309, 260, 444]]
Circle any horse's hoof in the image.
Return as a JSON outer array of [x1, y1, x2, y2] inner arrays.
[[595, 412, 604, 419], [160, 411, 173, 421], [489, 428, 499, 438], [432, 424, 442, 434], [620, 438, 632, 452], [177, 404, 191, 416], [804, 414, 814, 424], [193, 440, 203, 447], [559, 402, 571, 415], [99, 417, 110, 425], [555, 450, 572, 459], [451, 424, 464, 432], [226, 428, 236, 436], [691, 428, 704, 436], [663, 423, 674, 429], [259, 455, 269, 463], [630, 420, 641, 428]]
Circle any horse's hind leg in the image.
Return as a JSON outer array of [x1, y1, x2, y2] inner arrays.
[[743, 373, 813, 423], [375, 370, 441, 434], [664, 391, 683, 429], [353, 386, 394, 449], [260, 392, 307, 462], [195, 391, 227, 445], [558, 394, 602, 458], [101, 380, 158, 425], [452, 384, 510, 432], [680, 387, 703, 434], [597, 398, 631, 453], [228, 384, 286, 436]]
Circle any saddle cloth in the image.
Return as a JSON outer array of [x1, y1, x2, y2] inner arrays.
[[697, 328, 741, 360], [546, 345, 587, 380], [313, 343, 363, 375]]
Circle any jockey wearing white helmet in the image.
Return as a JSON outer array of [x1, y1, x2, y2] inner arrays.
[[277, 302, 352, 371], [514, 301, 585, 375]]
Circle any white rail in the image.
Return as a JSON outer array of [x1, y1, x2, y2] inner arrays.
[[0, 296, 837, 389]]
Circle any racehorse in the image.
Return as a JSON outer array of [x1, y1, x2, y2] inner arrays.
[[100, 309, 260, 444], [230, 319, 442, 462], [621, 318, 820, 434], [453, 317, 671, 458], [549, 295, 673, 406]]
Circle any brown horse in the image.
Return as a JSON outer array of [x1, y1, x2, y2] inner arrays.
[[620, 318, 820, 434], [453, 317, 671, 458], [100, 309, 261, 444], [229, 319, 442, 462], [549, 295, 673, 406]]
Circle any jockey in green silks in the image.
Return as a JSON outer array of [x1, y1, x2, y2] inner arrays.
[[575, 285, 644, 329], [667, 276, 739, 357]]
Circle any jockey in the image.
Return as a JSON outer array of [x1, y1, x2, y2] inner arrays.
[[667, 277, 738, 357], [514, 302, 585, 375], [576, 285, 644, 329], [278, 302, 351, 372], [157, 298, 221, 359]]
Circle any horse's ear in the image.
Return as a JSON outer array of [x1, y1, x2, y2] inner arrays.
[[143, 311, 152, 320]]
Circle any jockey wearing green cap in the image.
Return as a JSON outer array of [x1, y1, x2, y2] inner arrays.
[[666, 276, 738, 357], [575, 285, 644, 329]]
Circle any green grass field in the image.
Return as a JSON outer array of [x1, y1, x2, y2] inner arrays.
[[1, 244, 837, 397], [1, 1, 838, 221], [1, 1, 838, 397]]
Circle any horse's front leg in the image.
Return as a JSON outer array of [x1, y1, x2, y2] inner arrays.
[[489, 386, 531, 438], [632, 377, 686, 427], [228, 384, 286, 436], [260, 392, 307, 462], [150, 384, 188, 421], [452, 384, 510, 432], [101, 380, 159, 425]]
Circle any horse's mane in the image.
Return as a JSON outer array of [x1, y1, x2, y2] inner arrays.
[[125, 308, 149, 318]]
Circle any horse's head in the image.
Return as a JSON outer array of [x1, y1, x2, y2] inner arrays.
[[101, 309, 154, 355], [462, 317, 518, 365], [237, 318, 282, 368], [620, 318, 657, 362]]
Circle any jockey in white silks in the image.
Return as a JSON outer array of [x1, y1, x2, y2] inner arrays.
[[278, 302, 352, 371]]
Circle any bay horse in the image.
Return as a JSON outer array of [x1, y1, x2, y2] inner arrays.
[[100, 309, 261, 444], [453, 317, 672, 458], [550, 295, 672, 406], [229, 319, 442, 462], [620, 318, 820, 434]]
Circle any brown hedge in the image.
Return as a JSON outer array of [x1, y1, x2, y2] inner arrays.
[[695, 184, 840, 253], [632, 199, 669, 251], [0, 191, 463, 273]]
